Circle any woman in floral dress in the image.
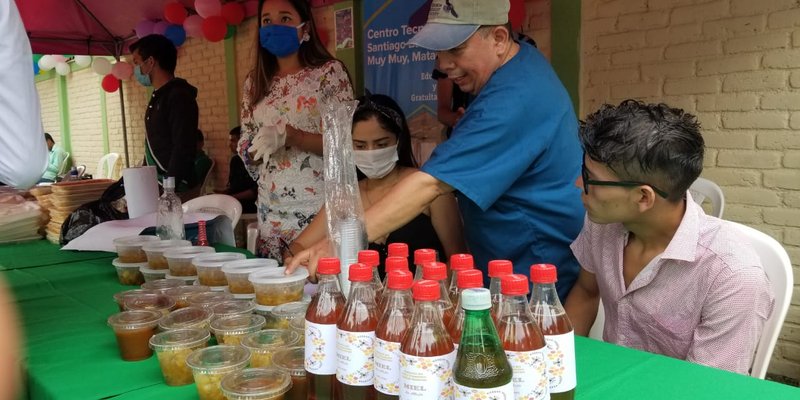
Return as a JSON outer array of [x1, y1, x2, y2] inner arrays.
[[239, 0, 353, 260]]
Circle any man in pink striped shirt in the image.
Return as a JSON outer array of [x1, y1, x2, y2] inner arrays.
[[564, 100, 774, 375]]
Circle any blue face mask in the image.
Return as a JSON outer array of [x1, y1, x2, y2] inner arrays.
[[259, 23, 306, 57], [134, 64, 151, 87]]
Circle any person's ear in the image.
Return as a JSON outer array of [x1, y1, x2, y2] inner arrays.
[[492, 26, 511, 53], [634, 185, 657, 213]]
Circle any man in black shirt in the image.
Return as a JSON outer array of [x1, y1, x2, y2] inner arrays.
[[216, 127, 257, 213], [130, 35, 199, 199]]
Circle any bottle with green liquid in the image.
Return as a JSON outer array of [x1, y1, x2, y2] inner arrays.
[[453, 288, 514, 399]]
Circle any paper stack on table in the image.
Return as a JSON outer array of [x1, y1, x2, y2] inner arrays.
[[0, 193, 44, 244]]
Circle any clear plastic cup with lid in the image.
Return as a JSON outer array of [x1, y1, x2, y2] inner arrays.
[[264, 301, 309, 330], [186, 345, 251, 400], [159, 306, 213, 332], [123, 293, 176, 316], [141, 278, 186, 294], [149, 328, 210, 386], [107, 309, 162, 361], [140, 266, 168, 283], [113, 288, 157, 311], [212, 300, 256, 321], [193, 252, 246, 289], [221, 258, 278, 297], [210, 314, 266, 345], [221, 368, 292, 400], [164, 246, 216, 277], [142, 240, 192, 269], [188, 291, 235, 311], [164, 285, 211, 309], [241, 329, 301, 368], [271, 346, 307, 400], [163, 274, 199, 286], [288, 318, 304, 345], [112, 258, 147, 286], [248, 268, 309, 308], [113, 235, 160, 263]]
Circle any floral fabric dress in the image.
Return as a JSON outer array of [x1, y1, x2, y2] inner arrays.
[[239, 60, 352, 260]]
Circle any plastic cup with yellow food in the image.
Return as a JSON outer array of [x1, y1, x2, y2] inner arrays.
[[149, 328, 210, 386], [241, 329, 300, 368], [221, 368, 293, 400], [186, 345, 251, 400], [210, 314, 266, 346]]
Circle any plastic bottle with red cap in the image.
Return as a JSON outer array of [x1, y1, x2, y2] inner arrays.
[[488, 260, 513, 324], [358, 249, 383, 301], [530, 264, 576, 400], [446, 269, 484, 348], [387, 242, 409, 260], [447, 254, 474, 305], [378, 256, 411, 318], [305, 257, 346, 400], [374, 270, 414, 400], [498, 274, 549, 400], [400, 280, 456, 399], [336, 263, 378, 399], [422, 261, 454, 328], [412, 248, 436, 281]]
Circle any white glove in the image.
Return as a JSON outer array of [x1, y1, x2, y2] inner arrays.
[[250, 124, 287, 162]]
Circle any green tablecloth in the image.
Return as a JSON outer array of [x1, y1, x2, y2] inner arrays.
[[1, 241, 797, 399], [0, 240, 113, 270]]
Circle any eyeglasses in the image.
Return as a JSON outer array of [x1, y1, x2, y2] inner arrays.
[[581, 159, 669, 198]]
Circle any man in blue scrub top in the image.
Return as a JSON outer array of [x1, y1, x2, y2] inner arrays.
[[288, 0, 584, 300]]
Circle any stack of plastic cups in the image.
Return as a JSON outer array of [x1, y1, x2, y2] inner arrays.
[[335, 218, 365, 298]]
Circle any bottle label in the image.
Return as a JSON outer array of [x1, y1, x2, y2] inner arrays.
[[374, 338, 401, 395], [336, 329, 375, 386], [305, 321, 338, 375], [399, 351, 456, 399], [543, 331, 576, 393], [506, 349, 549, 400], [454, 381, 515, 399]]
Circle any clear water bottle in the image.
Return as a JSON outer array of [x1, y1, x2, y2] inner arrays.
[[156, 177, 185, 240]]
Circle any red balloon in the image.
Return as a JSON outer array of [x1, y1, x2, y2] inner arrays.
[[509, 0, 525, 32], [101, 74, 120, 93], [202, 16, 227, 42], [221, 2, 245, 25], [164, 2, 188, 25]]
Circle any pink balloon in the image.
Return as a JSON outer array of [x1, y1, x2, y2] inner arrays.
[[153, 20, 170, 36], [135, 20, 155, 38], [111, 61, 134, 80], [244, 1, 259, 18], [51, 55, 67, 63], [183, 15, 204, 38], [195, 0, 222, 18]]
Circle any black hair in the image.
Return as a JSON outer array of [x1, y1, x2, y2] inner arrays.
[[44, 132, 54, 142], [129, 34, 178, 74], [229, 126, 242, 137], [353, 93, 417, 169], [196, 129, 204, 142], [246, 0, 350, 110], [579, 99, 704, 202]]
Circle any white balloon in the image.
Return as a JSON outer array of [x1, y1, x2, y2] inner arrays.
[[51, 55, 67, 63], [74, 55, 93, 67], [38, 55, 56, 71], [55, 62, 70, 76], [92, 57, 112, 75]]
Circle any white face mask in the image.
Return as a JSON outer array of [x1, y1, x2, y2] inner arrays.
[[353, 145, 399, 179]]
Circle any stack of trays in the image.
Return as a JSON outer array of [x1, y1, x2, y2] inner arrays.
[[43, 179, 114, 243], [0, 194, 44, 244]]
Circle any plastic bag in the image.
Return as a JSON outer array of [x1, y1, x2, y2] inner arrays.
[[321, 100, 366, 296]]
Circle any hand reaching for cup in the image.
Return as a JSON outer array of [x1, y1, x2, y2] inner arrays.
[[284, 238, 333, 283]]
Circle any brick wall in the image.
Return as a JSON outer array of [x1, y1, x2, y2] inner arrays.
[[526, 0, 553, 59], [36, 78, 60, 143], [65, 68, 105, 174], [582, 0, 800, 380]]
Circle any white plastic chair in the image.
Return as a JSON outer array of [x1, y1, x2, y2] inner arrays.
[[728, 222, 793, 379], [689, 177, 725, 218], [57, 151, 71, 176], [95, 153, 120, 179], [589, 299, 605, 341], [182, 194, 242, 228]]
